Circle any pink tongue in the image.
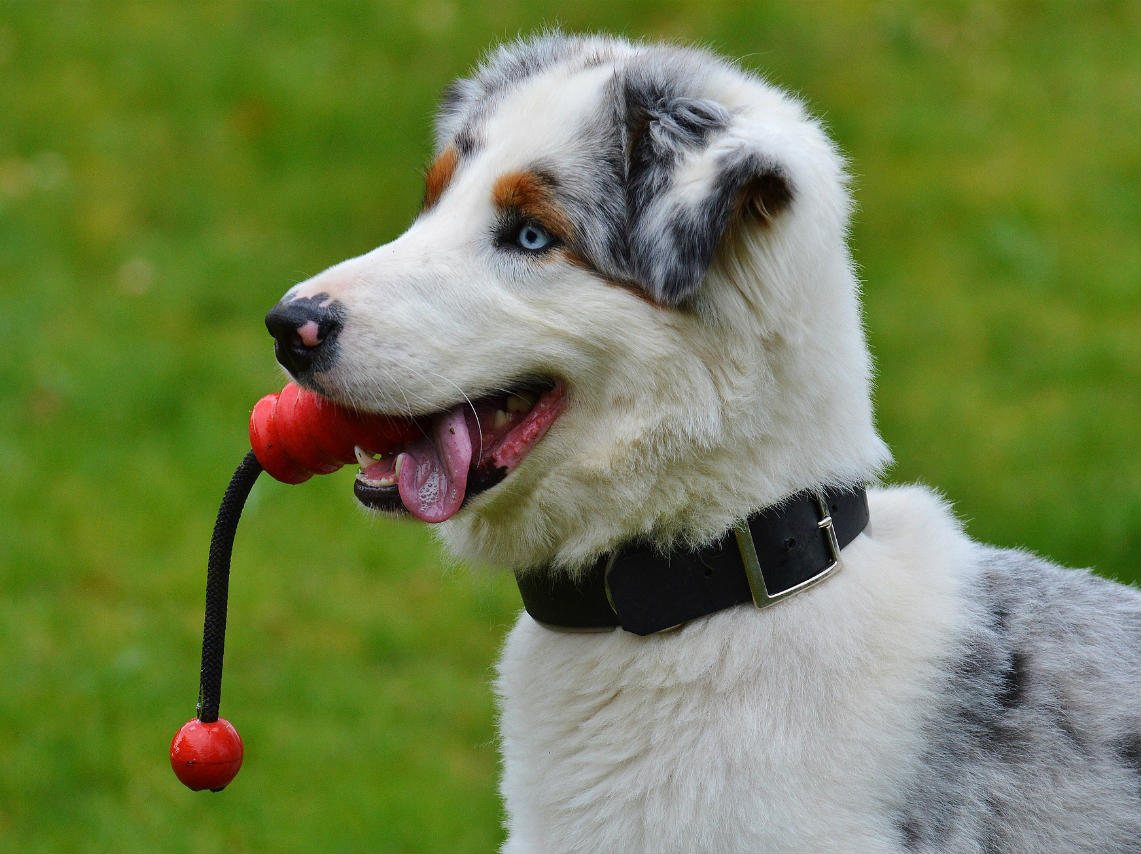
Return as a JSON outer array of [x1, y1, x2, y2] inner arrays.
[[396, 406, 473, 523]]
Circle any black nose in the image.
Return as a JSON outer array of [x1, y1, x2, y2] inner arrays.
[[265, 295, 344, 377]]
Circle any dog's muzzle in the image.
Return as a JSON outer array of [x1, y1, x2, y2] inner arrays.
[[265, 294, 344, 378]]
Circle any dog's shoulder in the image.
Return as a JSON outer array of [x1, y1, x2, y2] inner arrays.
[[893, 518, 1141, 853]]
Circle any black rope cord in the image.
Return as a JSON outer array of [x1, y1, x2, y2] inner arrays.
[[197, 450, 263, 723]]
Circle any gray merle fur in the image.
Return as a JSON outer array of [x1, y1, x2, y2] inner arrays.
[[894, 548, 1141, 854], [433, 35, 796, 304]]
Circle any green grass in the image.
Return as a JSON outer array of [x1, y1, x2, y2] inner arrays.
[[0, 1, 1137, 850]]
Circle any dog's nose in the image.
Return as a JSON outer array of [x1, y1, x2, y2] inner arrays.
[[265, 296, 343, 377]]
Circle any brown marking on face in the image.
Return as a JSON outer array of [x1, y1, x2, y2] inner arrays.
[[491, 172, 664, 308], [491, 171, 574, 243], [600, 275, 666, 307], [422, 145, 459, 211], [562, 250, 665, 309]]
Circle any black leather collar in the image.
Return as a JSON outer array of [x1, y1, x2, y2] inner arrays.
[[515, 486, 869, 635]]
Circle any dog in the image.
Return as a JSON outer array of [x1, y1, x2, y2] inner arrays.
[[262, 33, 1140, 854]]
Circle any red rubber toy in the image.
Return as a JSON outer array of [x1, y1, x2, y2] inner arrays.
[[249, 381, 419, 483], [175, 381, 417, 793], [170, 717, 245, 792]]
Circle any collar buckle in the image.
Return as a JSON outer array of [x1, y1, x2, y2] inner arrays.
[[735, 494, 843, 609]]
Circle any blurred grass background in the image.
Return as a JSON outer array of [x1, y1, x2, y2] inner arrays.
[[0, 0, 1137, 850]]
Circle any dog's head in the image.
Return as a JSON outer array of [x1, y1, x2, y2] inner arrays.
[[265, 34, 888, 570]]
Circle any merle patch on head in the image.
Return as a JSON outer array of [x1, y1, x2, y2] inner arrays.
[[432, 37, 797, 306], [618, 78, 795, 304], [435, 34, 620, 157]]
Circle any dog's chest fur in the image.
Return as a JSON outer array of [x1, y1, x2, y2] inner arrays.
[[496, 488, 956, 853]]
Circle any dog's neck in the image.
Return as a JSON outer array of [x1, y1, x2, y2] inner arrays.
[[514, 485, 870, 634]]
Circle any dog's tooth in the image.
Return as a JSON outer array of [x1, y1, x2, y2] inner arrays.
[[354, 445, 377, 469], [494, 409, 511, 429], [507, 393, 534, 413], [394, 452, 406, 478], [356, 468, 396, 488]]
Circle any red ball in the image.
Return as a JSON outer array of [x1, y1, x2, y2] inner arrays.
[[170, 717, 244, 791]]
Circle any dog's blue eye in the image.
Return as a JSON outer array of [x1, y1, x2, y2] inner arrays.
[[515, 222, 553, 252]]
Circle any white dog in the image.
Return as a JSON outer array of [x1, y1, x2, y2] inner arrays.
[[264, 33, 1140, 854]]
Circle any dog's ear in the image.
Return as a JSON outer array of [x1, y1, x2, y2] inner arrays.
[[621, 86, 794, 304]]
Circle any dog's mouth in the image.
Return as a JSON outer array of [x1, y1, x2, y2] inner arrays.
[[351, 379, 567, 523]]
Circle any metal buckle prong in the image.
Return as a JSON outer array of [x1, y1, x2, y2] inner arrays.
[[604, 553, 685, 634], [736, 494, 843, 610], [602, 552, 619, 615], [815, 494, 843, 574]]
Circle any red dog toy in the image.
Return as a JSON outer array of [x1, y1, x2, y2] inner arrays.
[[248, 380, 420, 484], [170, 382, 412, 791]]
